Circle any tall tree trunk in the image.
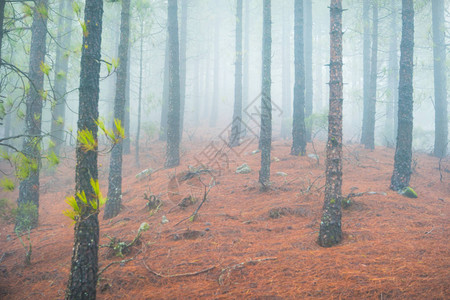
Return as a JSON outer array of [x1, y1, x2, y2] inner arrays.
[[65, 0, 103, 298], [385, 0, 398, 148], [104, 0, 131, 220], [165, 0, 181, 168], [318, 0, 343, 248], [259, 0, 271, 189], [123, 45, 131, 154], [135, 20, 144, 167], [361, 0, 371, 145], [159, 37, 170, 141], [0, 0, 6, 128], [242, 0, 250, 137], [193, 53, 200, 126], [210, 12, 220, 127], [16, 0, 48, 231], [365, 1, 378, 150], [315, 21, 323, 112], [291, 0, 306, 156], [390, 0, 414, 191], [50, 0, 73, 155], [432, 0, 447, 158], [304, 0, 313, 141], [229, 0, 243, 147], [179, 0, 187, 136], [281, 2, 291, 139]]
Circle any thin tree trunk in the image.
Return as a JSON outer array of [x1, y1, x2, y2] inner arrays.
[[385, 0, 398, 148], [179, 0, 187, 136], [318, 0, 343, 248], [193, 53, 200, 126], [165, 0, 181, 168], [65, 0, 103, 298], [159, 37, 169, 141], [242, 0, 250, 137], [123, 45, 131, 154], [291, 0, 306, 156], [135, 20, 144, 167], [17, 0, 48, 230], [365, 2, 378, 150], [304, 0, 313, 141], [390, 0, 414, 191], [0, 0, 6, 129], [230, 0, 243, 147], [50, 0, 73, 155], [104, 0, 131, 220], [361, 0, 371, 145], [281, 2, 291, 139], [258, 0, 272, 189], [432, 0, 447, 158]]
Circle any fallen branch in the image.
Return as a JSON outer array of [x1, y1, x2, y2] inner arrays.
[[218, 257, 277, 285], [142, 259, 215, 278], [97, 257, 135, 280]]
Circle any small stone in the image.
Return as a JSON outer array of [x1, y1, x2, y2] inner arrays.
[[308, 154, 319, 160], [272, 157, 280, 162], [287, 226, 293, 230], [236, 163, 251, 174], [136, 168, 153, 180], [251, 149, 260, 155], [205, 228, 210, 231], [276, 172, 287, 177], [161, 215, 169, 224]]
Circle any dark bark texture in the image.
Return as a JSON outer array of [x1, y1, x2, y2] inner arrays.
[[123, 46, 131, 154], [258, 0, 272, 189], [361, 0, 371, 146], [50, 0, 73, 155], [390, 0, 414, 191], [229, 0, 243, 147], [365, 2, 378, 150], [165, 0, 181, 168], [104, 0, 131, 220], [304, 0, 313, 141], [17, 0, 48, 230], [65, 0, 103, 298], [432, 0, 448, 158], [291, 0, 306, 156], [318, 0, 343, 248]]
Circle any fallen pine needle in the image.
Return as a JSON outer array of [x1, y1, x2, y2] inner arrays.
[[142, 259, 216, 278], [219, 257, 277, 285]]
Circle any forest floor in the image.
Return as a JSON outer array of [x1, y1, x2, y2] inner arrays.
[[0, 133, 449, 299]]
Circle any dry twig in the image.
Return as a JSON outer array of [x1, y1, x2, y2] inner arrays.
[[142, 259, 215, 278]]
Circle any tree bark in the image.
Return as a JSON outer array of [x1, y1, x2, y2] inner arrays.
[[365, 1, 378, 150], [291, 0, 306, 156], [432, 0, 447, 158], [123, 45, 131, 154], [65, 0, 103, 298], [390, 0, 414, 191], [17, 0, 48, 230], [159, 36, 170, 141], [165, 0, 181, 168], [361, 0, 371, 145], [318, 0, 343, 248], [104, 0, 131, 220], [50, 0, 73, 155], [258, 0, 272, 189], [229, 0, 243, 147]]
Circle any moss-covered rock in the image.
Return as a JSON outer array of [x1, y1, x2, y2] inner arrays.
[[401, 186, 418, 198]]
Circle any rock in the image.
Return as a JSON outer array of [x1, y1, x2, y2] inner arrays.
[[136, 168, 153, 180], [308, 154, 319, 160], [251, 149, 260, 155], [236, 163, 251, 174], [161, 215, 169, 224], [276, 172, 287, 177], [272, 157, 280, 162]]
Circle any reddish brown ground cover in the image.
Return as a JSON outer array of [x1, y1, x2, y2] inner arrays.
[[0, 137, 449, 299]]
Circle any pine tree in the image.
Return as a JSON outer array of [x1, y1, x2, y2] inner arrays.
[[318, 0, 343, 248]]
